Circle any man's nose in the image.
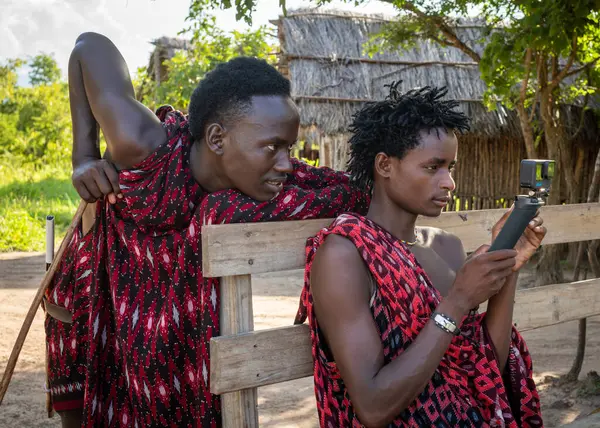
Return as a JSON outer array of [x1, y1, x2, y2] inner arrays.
[[274, 151, 293, 174], [441, 171, 456, 192]]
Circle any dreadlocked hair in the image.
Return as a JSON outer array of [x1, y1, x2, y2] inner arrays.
[[347, 81, 470, 191]]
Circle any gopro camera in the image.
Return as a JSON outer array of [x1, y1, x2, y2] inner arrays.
[[488, 159, 555, 252], [520, 159, 555, 197]]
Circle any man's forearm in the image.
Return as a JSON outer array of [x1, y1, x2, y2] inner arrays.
[[288, 158, 354, 190], [484, 272, 519, 372], [68, 40, 101, 168], [200, 182, 370, 225], [355, 297, 467, 427]]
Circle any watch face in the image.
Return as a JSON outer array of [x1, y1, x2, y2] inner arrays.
[[435, 313, 457, 333], [443, 319, 454, 331]]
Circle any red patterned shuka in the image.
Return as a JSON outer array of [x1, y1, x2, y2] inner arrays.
[[43, 105, 369, 426], [295, 213, 544, 428], [44, 226, 94, 412]]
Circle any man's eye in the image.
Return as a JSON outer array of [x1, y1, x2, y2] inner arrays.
[[267, 144, 276, 152], [427, 165, 438, 170]]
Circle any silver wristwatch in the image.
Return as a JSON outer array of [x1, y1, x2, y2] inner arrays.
[[431, 312, 461, 336]]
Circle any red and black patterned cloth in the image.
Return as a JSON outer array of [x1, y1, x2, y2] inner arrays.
[[44, 105, 369, 426], [295, 213, 544, 427], [44, 226, 93, 412]]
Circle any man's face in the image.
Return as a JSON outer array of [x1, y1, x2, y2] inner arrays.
[[219, 95, 300, 201], [382, 128, 458, 217]]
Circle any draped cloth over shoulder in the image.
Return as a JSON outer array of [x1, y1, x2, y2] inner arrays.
[[295, 213, 544, 428], [54, 106, 371, 427]]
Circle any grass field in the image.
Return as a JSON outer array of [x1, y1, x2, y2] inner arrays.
[[0, 160, 79, 252]]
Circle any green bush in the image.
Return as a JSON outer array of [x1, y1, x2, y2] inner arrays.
[[0, 161, 78, 252]]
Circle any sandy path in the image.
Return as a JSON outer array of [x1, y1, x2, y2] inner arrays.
[[1, 252, 599, 427]]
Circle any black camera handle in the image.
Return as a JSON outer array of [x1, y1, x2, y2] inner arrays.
[[488, 195, 542, 252]]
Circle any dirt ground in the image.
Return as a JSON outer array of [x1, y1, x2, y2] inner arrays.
[[1, 252, 600, 427]]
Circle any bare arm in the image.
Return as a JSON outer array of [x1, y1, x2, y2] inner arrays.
[[431, 230, 469, 274], [440, 232, 518, 373], [484, 272, 518, 373], [68, 32, 166, 170], [444, 225, 519, 374], [310, 235, 468, 428], [200, 180, 369, 225], [68, 41, 100, 167], [287, 158, 355, 190]]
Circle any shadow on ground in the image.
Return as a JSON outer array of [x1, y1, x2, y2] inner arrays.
[[259, 377, 319, 427], [0, 253, 45, 289], [0, 370, 61, 428]]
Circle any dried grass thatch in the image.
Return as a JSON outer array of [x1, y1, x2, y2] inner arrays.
[[146, 37, 192, 83], [275, 8, 598, 143]]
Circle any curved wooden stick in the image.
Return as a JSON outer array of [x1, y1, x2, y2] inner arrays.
[[0, 200, 88, 406]]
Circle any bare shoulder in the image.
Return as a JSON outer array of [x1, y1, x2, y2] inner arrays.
[[312, 234, 368, 280], [310, 234, 371, 303], [417, 226, 466, 269]]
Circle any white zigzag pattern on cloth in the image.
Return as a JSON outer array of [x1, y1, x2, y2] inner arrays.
[[50, 381, 84, 395]]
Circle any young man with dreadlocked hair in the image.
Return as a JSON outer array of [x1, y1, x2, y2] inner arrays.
[[295, 82, 546, 427]]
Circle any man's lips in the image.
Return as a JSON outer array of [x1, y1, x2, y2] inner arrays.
[[432, 196, 451, 207], [265, 178, 285, 191]]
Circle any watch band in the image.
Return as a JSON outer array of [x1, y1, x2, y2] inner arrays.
[[431, 312, 461, 336]]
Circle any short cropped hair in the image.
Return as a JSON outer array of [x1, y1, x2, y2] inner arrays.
[[187, 57, 291, 140]]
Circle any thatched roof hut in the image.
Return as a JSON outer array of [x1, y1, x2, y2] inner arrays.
[[147, 36, 191, 84], [135, 36, 191, 104], [274, 8, 599, 209]]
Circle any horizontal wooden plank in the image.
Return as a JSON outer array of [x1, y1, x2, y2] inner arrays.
[[508, 278, 600, 331], [211, 324, 312, 395], [210, 278, 600, 394], [202, 203, 600, 277]]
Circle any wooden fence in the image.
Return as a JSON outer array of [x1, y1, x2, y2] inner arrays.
[[202, 203, 600, 426]]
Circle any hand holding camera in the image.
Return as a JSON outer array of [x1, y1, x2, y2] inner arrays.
[[448, 245, 518, 312], [488, 159, 552, 254], [448, 160, 552, 312]]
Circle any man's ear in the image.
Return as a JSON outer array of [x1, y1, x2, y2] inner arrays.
[[205, 123, 226, 155], [374, 152, 392, 179]]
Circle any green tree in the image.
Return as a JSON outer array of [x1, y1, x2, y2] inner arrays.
[[0, 56, 71, 168], [0, 59, 23, 101], [28, 53, 62, 86], [0, 60, 21, 155], [137, 15, 276, 112], [184, 0, 285, 26]]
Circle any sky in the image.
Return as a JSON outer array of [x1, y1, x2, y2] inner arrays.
[[1, 0, 397, 86]]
